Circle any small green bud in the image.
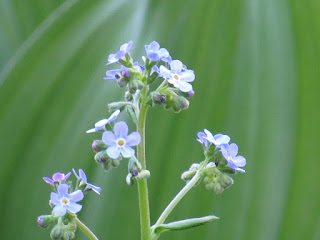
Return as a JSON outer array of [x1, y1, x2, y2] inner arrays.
[[102, 159, 112, 171], [173, 95, 189, 110], [111, 158, 120, 168], [94, 151, 109, 164], [92, 140, 107, 152], [124, 91, 133, 101], [181, 171, 196, 181], [50, 217, 76, 240]]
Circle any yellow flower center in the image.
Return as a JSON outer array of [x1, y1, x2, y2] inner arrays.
[[173, 74, 180, 81], [61, 197, 69, 205], [117, 139, 126, 147]]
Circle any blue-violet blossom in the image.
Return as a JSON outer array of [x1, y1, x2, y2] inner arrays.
[[197, 129, 230, 148], [145, 41, 170, 62], [43, 172, 71, 186], [86, 110, 120, 133], [50, 183, 84, 216], [107, 41, 133, 65], [159, 60, 195, 92], [72, 168, 101, 195], [104, 66, 129, 81], [221, 143, 246, 173], [102, 121, 141, 159]]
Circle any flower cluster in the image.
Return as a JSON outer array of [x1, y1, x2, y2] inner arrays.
[[105, 40, 195, 113], [38, 169, 101, 238], [182, 129, 246, 194]]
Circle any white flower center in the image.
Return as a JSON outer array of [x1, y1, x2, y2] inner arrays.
[[117, 138, 126, 147], [61, 197, 69, 205], [172, 73, 180, 81]]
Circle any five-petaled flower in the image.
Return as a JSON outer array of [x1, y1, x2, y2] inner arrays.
[[102, 121, 141, 159], [50, 183, 84, 216], [197, 129, 230, 148], [145, 41, 170, 62], [86, 110, 120, 133], [107, 41, 133, 65], [72, 168, 101, 195], [220, 143, 246, 173], [159, 60, 195, 92], [43, 172, 71, 186]]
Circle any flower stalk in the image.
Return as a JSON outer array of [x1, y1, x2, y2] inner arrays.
[[75, 217, 99, 240]]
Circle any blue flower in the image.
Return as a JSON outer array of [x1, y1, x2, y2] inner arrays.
[[104, 66, 129, 81], [43, 172, 71, 186], [50, 184, 84, 216], [107, 41, 133, 65], [145, 41, 170, 62], [102, 121, 141, 159], [72, 169, 101, 195], [159, 60, 195, 92], [197, 129, 230, 148], [221, 143, 246, 173], [86, 110, 120, 133]]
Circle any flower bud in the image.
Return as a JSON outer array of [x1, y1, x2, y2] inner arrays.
[[173, 95, 189, 110], [111, 158, 120, 168], [108, 102, 127, 112], [37, 215, 57, 228], [94, 151, 109, 164], [181, 171, 195, 181], [124, 91, 133, 101], [92, 140, 107, 152], [136, 170, 150, 180], [126, 173, 134, 185], [187, 90, 195, 98]]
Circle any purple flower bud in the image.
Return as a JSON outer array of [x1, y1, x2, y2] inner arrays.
[[188, 90, 195, 98], [37, 217, 46, 228], [157, 96, 166, 104]]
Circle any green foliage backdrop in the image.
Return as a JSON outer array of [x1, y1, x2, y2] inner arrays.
[[0, 0, 319, 239]]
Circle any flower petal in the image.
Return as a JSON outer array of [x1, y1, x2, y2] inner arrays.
[[159, 66, 172, 79], [233, 155, 246, 167], [57, 184, 69, 196], [107, 109, 120, 123], [114, 121, 128, 138], [170, 60, 183, 73], [53, 205, 67, 216], [106, 146, 121, 159], [50, 192, 60, 205], [229, 143, 239, 157], [79, 169, 88, 184], [120, 146, 135, 158], [72, 168, 80, 179], [126, 132, 141, 146], [43, 177, 54, 186], [102, 131, 116, 145], [87, 183, 102, 195], [177, 81, 192, 92], [69, 190, 84, 202], [66, 202, 82, 214], [180, 70, 195, 82]]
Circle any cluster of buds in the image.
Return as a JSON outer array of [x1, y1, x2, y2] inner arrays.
[[38, 170, 101, 239]]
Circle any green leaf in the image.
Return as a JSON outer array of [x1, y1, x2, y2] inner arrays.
[[153, 216, 219, 234]]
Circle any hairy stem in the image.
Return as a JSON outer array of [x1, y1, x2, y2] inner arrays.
[[137, 86, 151, 240], [75, 217, 99, 240]]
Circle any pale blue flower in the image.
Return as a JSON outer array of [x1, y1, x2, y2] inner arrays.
[[145, 41, 170, 62], [107, 41, 133, 65], [86, 110, 120, 133], [197, 129, 230, 148], [72, 169, 101, 195], [50, 184, 84, 216], [159, 60, 195, 92], [221, 143, 246, 173], [43, 172, 71, 186], [102, 121, 141, 159], [104, 66, 128, 81]]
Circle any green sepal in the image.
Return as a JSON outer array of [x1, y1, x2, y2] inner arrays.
[[153, 216, 219, 234]]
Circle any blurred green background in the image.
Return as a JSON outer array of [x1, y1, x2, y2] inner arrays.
[[0, 0, 319, 239]]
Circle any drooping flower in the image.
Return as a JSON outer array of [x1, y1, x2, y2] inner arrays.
[[104, 66, 129, 81], [50, 184, 84, 216], [86, 110, 120, 133], [145, 41, 170, 62], [43, 172, 71, 186], [220, 143, 246, 173], [197, 129, 230, 148], [102, 121, 141, 159], [72, 169, 101, 195], [159, 60, 195, 92], [107, 41, 133, 65]]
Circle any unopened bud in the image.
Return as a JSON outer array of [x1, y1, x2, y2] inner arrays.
[[111, 158, 120, 168], [126, 173, 134, 185], [181, 171, 196, 181], [94, 151, 109, 164], [187, 90, 195, 98], [173, 95, 189, 110], [37, 215, 57, 228], [125, 91, 133, 101], [136, 170, 150, 180], [92, 140, 107, 152]]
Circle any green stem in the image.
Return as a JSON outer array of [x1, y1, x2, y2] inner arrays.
[[137, 86, 151, 240], [75, 217, 99, 240], [153, 158, 209, 230]]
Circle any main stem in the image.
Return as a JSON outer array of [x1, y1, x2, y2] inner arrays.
[[137, 87, 151, 240], [75, 217, 99, 240]]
